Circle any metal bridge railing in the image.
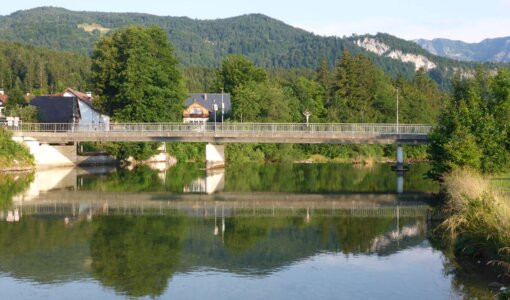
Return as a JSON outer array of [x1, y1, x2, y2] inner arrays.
[[7, 122, 432, 135]]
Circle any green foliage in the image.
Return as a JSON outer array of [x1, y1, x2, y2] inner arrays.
[[0, 40, 90, 94], [166, 143, 205, 163], [103, 142, 160, 161], [92, 25, 187, 122], [0, 128, 34, 169], [328, 50, 395, 123], [232, 82, 296, 122], [91, 25, 187, 161], [428, 69, 510, 178], [4, 104, 38, 122], [214, 54, 267, 94]]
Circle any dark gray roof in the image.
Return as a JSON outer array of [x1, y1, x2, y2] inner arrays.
[[30, 96, 79, 123], [185, 93, 232, 113]]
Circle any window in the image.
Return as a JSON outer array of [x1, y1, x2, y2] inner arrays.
[[190, 107, 203, 115]]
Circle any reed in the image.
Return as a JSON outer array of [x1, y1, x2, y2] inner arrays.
[[441, 169, 510, 274]]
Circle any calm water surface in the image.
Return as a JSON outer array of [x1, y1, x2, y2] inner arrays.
[[0, 163, 498, 299]]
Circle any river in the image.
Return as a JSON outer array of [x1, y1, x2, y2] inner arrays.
[[0, 163, 500, 299]]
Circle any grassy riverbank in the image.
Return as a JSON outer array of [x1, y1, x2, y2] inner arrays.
[[439, 169, 510, 283], [0, 128, 34, 171]]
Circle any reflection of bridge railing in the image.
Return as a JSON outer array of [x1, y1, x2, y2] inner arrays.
[[9, 122, 432, 144], [10, 191, 433, 219], [15, 202, 430, 218]]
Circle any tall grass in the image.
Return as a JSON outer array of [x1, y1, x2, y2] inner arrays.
[[441, 169, 510, 275]]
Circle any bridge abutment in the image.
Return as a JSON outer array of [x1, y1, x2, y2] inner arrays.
[[206, 143, 225, 169], [14, 137, 77, 167]]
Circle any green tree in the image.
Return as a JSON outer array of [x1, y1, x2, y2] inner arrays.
[[92, 25, 187, 122], [214, 54, 267, 95], [91, 25, 187, 161], [428, 71, 509, 179]]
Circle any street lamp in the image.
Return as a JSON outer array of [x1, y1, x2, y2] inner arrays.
[[396, 88, 399, 134], [213, 102, 218, 132], [303, 110, 311, 127], [221, 88, 224, 124]]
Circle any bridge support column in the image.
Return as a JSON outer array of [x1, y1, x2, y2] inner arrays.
[[394, 145, 406, 172], [206, 143, 225, 170], [396, 173, 404, 194]]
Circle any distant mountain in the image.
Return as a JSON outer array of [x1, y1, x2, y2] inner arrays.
[[0, 7, 501, 88], [414, 37, 510, 63], [348, 33, 489, 88]]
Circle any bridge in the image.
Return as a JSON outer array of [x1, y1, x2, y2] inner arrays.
[[8, 122, 432, 168], [9, 122, 431, 144]]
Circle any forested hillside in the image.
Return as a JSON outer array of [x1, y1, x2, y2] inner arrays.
[[0, 7, 496, 86], [0, 40, 90, 95]]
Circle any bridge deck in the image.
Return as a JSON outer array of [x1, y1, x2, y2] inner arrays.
[[9, 123, 431, 144]]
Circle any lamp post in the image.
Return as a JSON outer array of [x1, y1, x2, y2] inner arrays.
[[303, 110, 311, 127], [221, 88, 224, 124], [396, 88, 399, 134], [213, 102, 218, 132]]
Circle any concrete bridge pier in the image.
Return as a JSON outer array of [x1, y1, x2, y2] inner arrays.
[[396, 172, 404, 194], [394, 145, 405, 172], [206, 143, 225, 169]]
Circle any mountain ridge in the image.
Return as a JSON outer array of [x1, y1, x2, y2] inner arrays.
[[0, 7, 502, 88], [414, 36, 510, 63]]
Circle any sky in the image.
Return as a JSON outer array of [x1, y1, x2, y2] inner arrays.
[[1, 0, 509, 43]]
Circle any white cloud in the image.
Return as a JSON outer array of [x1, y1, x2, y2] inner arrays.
[[294, 17, 510, 43]]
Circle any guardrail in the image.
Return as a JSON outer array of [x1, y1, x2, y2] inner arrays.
[[6, 122, 432, 135]]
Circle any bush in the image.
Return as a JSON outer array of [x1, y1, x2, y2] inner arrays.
[[0, 128, 34, 169]]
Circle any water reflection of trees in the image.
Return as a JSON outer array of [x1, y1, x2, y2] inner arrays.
[[0, 172, 33, 209], [76, 163, 437, 194], [0, 217, 94, 283], [225, 163, 438, 193], [79, 164, 204, 193], [429, 232, 504, 299], [90, 216, 187, 297], [189, 215, 428, 275]]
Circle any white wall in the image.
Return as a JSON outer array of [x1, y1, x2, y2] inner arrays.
[[13, 137, 76, 167], [78, 100, 109, 126]]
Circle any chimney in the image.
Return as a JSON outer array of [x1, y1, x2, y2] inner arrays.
[[86, 91, 92, 98]]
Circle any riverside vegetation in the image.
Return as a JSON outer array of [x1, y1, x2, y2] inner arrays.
[[427, 69, 510, 290], [0, 129, 33, 171], [438, 170, 510, 297]]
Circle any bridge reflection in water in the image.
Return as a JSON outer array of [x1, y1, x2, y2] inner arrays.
[[4, 163, 434, 223], [0, 164, 446, 299]]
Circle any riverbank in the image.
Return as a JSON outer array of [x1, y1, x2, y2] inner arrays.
[[438, 169, 510, 296], [0, 129, 34, 172]]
